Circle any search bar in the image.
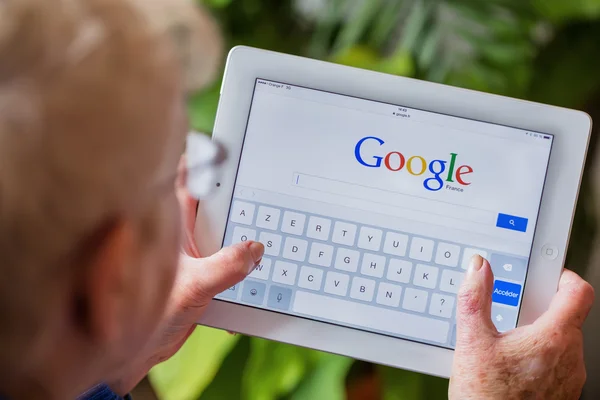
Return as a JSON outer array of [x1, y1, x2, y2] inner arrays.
[[292, 173, 497, 226]]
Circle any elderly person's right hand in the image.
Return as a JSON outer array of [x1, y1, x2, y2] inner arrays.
[[450, 255, 594, 399]]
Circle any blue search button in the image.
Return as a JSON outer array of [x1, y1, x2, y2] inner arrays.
[[496, 213, 528, 232], [492, 280, 522, 307]]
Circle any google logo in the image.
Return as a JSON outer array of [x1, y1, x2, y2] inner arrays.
[[354, 136, 474, 192]]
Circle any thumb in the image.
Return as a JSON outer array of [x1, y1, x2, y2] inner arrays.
[[455, 255, 497, 346], [535, 268, 594, 330], [181, 241, 264, 301]]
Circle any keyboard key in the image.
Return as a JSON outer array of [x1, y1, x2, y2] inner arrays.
[[491, 303, 518, 333], [489, 253, 527, 282], [440, 269, 464, 294], [230, 201, 255, 225], [332, 221, 357, 246], [232, 226, 256, 244], [358, 227, 383, 251], [241, 280, 266, 305], [334, 248, 360, 272], [429, 293, 455, 318], [360, 253, 386, 278], [386, 259, 413, 283], [402, 288, 429, 313], [376, 282, 402, 307], [383, 232, 408, 256], [492, 280, 522, 307], [306, 216, 332, 241], [435, 242, 460, 267], [281, 211, 306, 235], [451, 324, 457, 347], [324, 271, 350, 296], [282, 237, 308, 262], [258, 232, 282, 256], [217, 283, 240, 300], [461, 248, 488, 269], [409, 237, 434, 262], [272, 261, 298, 286], [249, 257, 271, 280], [413, 264, 439, 289], [308, 242, 334, 267], [350, 277, 376, 302], [268, 285, 293, 311], [298, 266, 324, 291], [256, 206, 281, 230], [292, 291, 450, 344]]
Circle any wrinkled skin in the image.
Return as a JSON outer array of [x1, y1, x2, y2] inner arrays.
[[108, 158, 264, 395], [111, 169, 592, 398], [450, 256, 593, 400]]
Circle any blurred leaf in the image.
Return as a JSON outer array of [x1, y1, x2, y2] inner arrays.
[[187, 81, 221, 134], [399, 0, 434, 53], [201, 0, 232, 8], [528, 21, 600, 108], [290, 353, 354, 400], [379, 365, 449, 400], [200, 336, 251, 400], [148, 326, 239, 400], [415, 26, 440, 70], [532, 0, 600, 23], [242, 339, 310, 400], [308, 0, 345, 59], [368, 1, 406, 48], [332, 0, 384, 55], [331, 45, 381, 71], [417, 1, 538, 97], [379, 366, 424, 400], [422, 374, 450, 399], [377, 50, 415, 77]]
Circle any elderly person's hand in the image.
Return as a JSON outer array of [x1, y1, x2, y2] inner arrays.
[[450, 255, 594, 400], [108, 157, 264, 395]]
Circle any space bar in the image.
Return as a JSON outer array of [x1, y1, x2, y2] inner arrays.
[[292, 291, 450, 344]]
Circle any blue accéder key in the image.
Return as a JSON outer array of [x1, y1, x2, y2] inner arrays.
[[492, 280, 522, 307]]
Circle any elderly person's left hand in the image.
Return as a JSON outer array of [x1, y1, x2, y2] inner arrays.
[[107, 156, 264, 395]]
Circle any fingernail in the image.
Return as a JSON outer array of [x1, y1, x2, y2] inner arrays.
[[468, 255, 483, 276], [248, 241, 264, 264]]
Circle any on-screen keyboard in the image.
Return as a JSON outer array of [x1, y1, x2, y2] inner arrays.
[[216, 199, 527, 348]]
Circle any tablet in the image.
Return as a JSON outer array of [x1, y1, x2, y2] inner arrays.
[[193, 46, 592, 378]]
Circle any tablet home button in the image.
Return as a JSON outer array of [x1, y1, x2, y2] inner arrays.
[[541, 244, 559, 260]]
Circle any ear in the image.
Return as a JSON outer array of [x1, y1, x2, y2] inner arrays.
[[75, 218, 137, 346]]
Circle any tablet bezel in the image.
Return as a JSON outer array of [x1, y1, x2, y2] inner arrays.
[[194, 46, 592, 378]]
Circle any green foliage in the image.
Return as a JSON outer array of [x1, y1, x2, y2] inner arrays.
[[148, 326, 239, 400], [242, 339, 309, 400], [528, 21, 600, 108], [149, 1, 600, 399], [288, 353, 354, 400], [379, 366, 448, 400], [150, 328, 354, 400], [532, 0, 600, 23], [187, 82, 221, 134], [200, 336, 251, 400]]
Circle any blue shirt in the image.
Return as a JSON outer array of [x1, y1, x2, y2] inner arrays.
[[77, 384, 132, 400], [0, 383, 131, 400]]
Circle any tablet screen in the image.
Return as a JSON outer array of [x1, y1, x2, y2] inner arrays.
[[215, 78, 553, 349]]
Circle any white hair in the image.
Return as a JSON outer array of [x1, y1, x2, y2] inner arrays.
[[0, 0, 188, 369]]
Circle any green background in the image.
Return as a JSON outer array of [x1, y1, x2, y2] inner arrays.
[[148, 0, 600, 399]]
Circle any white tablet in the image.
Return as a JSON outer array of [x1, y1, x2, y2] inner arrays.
[[192, 46, 592, 378]]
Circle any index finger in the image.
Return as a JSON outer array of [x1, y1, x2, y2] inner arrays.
[[537, 269, 594, 329]]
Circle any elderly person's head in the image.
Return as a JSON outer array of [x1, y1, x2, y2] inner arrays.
[[0, 0, 220, 396]]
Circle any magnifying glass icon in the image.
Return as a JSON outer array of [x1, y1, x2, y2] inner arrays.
[[509, 219, 516, 226]]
